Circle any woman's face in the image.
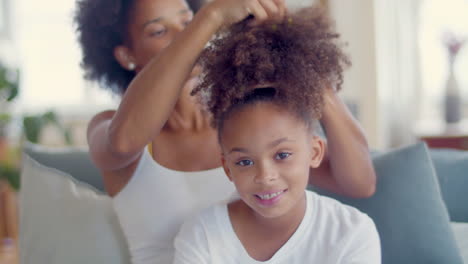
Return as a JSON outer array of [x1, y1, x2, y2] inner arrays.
[[125, 0, 193, 69], [220, 103, 324, 220]]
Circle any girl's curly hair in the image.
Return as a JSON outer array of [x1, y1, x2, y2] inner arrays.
[[192, 6, 350, 130], [74, 0, 204, 95]]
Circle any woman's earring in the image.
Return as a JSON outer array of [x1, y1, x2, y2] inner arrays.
[[128, 62, 136, 71]]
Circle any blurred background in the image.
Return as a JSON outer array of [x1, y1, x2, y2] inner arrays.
[[0, 0, 467, 262], [0, 0, 466, 149]]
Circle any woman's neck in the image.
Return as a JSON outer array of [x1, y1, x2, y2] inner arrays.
[[165, 79, 211, 132], [166, 102, 207, 132]]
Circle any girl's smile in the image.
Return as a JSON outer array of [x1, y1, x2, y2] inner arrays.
[[254, 189, 288, 207]]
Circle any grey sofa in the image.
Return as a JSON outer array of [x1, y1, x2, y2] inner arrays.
[[20, 142, 468, 264]]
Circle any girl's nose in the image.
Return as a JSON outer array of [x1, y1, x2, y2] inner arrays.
[[254, 164, 278, 184]]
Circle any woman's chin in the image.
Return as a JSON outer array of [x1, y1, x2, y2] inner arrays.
[[184, 75, 200, 94], [190, 64, 202, 78]]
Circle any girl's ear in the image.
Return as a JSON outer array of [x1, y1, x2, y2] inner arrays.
[[309, 136, 325, 168], [221, 155, 233, 182], [113, 45, 137, 71]]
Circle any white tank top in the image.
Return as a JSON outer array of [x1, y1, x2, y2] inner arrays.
[[113, 147, 235, 264]]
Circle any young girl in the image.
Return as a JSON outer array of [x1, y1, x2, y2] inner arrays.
[[173, 7, 381, 263]]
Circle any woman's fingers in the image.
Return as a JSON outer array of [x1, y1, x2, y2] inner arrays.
[[208, 0, 285, 27], [258, 0, 279, 18], [247, 0, 268, 26], [248, 0, 286, 26], [274, 0, 287, 20]]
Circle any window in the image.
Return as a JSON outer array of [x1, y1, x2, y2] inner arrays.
[[15, 0, 118, 113], [419, 0, 468, 121]]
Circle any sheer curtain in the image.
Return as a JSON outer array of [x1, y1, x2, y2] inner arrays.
[[375, 0, 423, 147]]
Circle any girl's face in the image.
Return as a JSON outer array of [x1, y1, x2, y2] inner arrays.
[[121, 0, 193, 70], [221, 103, 324, 219]]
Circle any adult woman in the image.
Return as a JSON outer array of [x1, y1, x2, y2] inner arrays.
[[75, 0, 376, 263]]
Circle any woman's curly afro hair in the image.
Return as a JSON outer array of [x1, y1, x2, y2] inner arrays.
[[192, 6, 350, 130], [75, 0, 134, 95], [74, 0, 204, 95]]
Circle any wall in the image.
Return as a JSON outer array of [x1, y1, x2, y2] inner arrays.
[[328, 0, 382, 148], [287, 0, 318, 8]]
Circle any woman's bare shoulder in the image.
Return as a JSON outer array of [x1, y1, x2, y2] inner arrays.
[[87, 109, 144, 196]]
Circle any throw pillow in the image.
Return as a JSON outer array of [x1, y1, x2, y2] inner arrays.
[[22, 142, 104, 192], [19, 154, 130, 264]]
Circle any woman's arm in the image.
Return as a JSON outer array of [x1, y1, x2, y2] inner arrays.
[[87, 6, 225, 171], [309, 88, 376, 198]]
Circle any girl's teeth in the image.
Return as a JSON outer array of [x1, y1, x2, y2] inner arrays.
[[258, 191, 283, 200]]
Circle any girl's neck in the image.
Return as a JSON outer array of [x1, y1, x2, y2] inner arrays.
[[228, 194, 307, 261], [231, 193, 307, 238], [252, 194, 306, 234]]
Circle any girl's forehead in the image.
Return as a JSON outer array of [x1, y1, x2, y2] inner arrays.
[[226, 101, 303, 126], [220, 103, 310, 143]]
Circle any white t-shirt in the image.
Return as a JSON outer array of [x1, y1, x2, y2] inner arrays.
[[112, 148, 236, 264], [173, 190, 381, 264]]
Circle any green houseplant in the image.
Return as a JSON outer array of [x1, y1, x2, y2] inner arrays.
[[22, 110, 73, 145], [0, 63, 20, 190], [0, 63, 19, 137], [0, 62, 73, 190]]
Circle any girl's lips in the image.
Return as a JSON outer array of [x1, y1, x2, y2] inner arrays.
[[255, 189, 287, 196], [254, 189, 287, 207]]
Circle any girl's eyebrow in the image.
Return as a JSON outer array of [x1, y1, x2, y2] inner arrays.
[[229, 147, 248, 154], [228, 137, 293, 154]]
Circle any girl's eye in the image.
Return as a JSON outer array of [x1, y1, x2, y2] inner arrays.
[[236, 159, 254, 167], [275, 152, 292, 160]]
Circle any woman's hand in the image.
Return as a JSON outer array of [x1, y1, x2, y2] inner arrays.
[[310, 88, 376, 198], [206, 0, 286, 28]]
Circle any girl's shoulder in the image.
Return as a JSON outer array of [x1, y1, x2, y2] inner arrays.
[[308, 190, 375, 230]]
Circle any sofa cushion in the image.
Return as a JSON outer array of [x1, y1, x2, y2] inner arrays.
[[309, 143, 463, 264], [430, 149, 468, 222], [19, 154, 130, 264], [22, 142, 104, 192]]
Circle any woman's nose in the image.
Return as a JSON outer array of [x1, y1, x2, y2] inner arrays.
[[164, 23, 185, 47], [171, 21, 186, 34]]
